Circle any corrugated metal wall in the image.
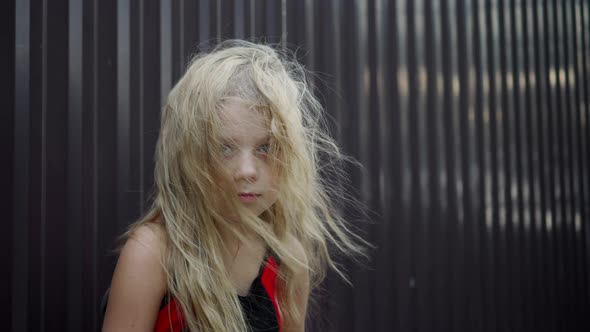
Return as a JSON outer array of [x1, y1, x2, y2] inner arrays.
[[8, 0, 590, 331]]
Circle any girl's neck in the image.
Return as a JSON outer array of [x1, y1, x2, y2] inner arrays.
[[220, 226, 266, 262], [220, 228, 268, 296]]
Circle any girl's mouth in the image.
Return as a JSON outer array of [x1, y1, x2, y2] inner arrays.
[[238, 193, 260, 202]]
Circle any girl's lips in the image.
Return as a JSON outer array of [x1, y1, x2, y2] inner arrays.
[[238, 193, 260, 202]]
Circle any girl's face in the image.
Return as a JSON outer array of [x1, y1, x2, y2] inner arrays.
[[215, 101, 279, 219]]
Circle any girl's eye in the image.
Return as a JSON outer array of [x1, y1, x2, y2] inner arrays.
[[257, 143, 270, 154], [220, 144, 235, 156]]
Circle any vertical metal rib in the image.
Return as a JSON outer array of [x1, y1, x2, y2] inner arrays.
[[506, 3, 519, 325], [304, 0, 315, 70], [568, 3, 583, 322], [532, 0, 543, 327], [498, 0, 513, 326], [520, 0, 536, 329], [117, 0, 131, 231], [138, 0, 145, 212], [179, 0, 185, 70], [413, 0, 433, 330], [542, 0, 558, 329], [353, 0, 372, 330], [423, 1, 448, 331], [216, 0, 221, 40], [395, 1, 412, 331], [441, 0, 465, 329], [562, 0, 579, 326], [485, 1, 503, 330], [67, 0, 83, 330], [555, 1, 570, 327], [160, 0, 172, 103], [407, 0, 419, 328], [234, 0, 245, 39], [331, 0, 342, 141], [281, 0, 287, 49], [433, 0, 450, 330], [534, 0, 550, 328], [249, 0, 255, 38], [375, 0, 394, 330], [475, 1, 494, 330], [199, 0, 210, 47], [575, 0, 590, 320], [13, 0, 30, 330], [461, 0, 482, 329], [40, 1, 48, 330], [91, 0, 99, 327]]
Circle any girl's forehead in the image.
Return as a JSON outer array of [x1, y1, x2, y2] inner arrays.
[[217, 101, 271, 140]]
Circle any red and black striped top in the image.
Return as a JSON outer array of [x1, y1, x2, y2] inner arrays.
[[154, 255, 282, 332]]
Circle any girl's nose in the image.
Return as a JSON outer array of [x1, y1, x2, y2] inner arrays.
[[234, 152, 258, 182]]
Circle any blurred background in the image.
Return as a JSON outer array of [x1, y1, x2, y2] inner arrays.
[[5, 0, 590, 331]]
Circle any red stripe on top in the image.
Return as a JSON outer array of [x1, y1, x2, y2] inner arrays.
[[154, 255, 281, 332], [154, 297, 185, 332], [260, 256, 282, 331]]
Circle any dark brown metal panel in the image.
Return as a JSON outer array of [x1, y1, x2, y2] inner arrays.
[[374, 1, 396, 330], [140, 0, 161, 214], [520, 0, 535, 329], [160, 0, 172, 103], [562, 0, 579, 327], [2, 0, 15, 325], [576, 1, 590, 325], [582, 1, 590, 323], [409, 1, 433, 331], [9, 1, 590, 331], [567, 1, 584, 326], [431, 1, 453, 331], [509, 1, 524, 329], [531, 1, 544, 329], [442, 0, 464, 330], [95, 1, 118, 331], [80, 1, 99, 329], [349, 0, 375, 330], [44, 1, 69, 331]]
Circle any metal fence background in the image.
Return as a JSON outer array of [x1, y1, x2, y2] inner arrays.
[[7, 0, 590, 331]]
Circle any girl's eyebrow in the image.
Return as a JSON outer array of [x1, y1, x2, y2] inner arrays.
[[219, 134, 271, 144], [257, 134, 272, 142]]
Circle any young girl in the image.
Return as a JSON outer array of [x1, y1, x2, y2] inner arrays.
[[102, 40, 366, 332]]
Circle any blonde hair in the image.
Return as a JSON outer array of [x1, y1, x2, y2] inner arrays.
[[123, 40, 367, 331]]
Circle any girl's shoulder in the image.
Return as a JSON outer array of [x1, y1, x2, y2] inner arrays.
[[131, 219, 167, 251], [123, 219, 168, 265], [102, 221, 168, 331]]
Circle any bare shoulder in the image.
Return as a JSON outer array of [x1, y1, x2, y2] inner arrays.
[[128, 221, 167, 254], [116, 222, 167, 275], [102, 222, 168, 332]]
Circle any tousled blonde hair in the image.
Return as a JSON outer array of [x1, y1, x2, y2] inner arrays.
[[124, 40, 367, 331]]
